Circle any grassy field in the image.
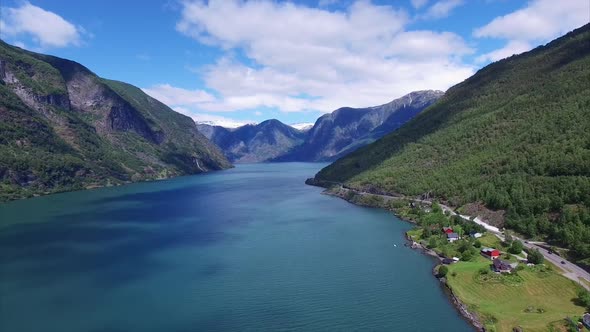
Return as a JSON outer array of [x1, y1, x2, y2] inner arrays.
[[445, 256, 586, 331], [477, 233, 502, 249]]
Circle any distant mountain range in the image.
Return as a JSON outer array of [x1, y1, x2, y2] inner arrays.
[[197, 90, 443, 163], [277, 90, 443, 162], [196, 119, 306, 163], [0, 40, 231, 201]]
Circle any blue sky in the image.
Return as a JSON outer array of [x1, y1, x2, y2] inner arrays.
[[1, 0, 588, 127]]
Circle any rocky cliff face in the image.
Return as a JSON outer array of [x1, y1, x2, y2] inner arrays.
[[197, 119, 306, 163], [0, 40, 231, 201], [277, 90, 443, 161]]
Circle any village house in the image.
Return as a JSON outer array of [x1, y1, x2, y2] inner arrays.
[[447, 232, 460, 242], [442, 227, 454, 234], [470, 232, 483, 238], [493, 259, 513, 273], [583, 313, 590, 329], [481, 248, 501, 260]]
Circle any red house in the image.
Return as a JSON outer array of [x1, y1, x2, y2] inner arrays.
[[481, 248, 501, 259], [442, 227, 454, 234]]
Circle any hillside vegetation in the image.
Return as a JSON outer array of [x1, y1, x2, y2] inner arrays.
[[0, 40, 230, 202], [314, 24, 590, 266]]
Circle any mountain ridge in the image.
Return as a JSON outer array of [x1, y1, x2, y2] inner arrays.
[[276, 90, 443, 162], [0, 40, 231, 201], [198, 90, 443, 163], [197, 119, 306, 163]]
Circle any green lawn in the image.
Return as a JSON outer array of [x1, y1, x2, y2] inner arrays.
[[478, 233, 503, 249], [406, 228, 423, 240], [445, 257, 586, 332]]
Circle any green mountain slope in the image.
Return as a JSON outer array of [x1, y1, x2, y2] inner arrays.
[[0, 40, 231, 201], [314, 24, 590, 264]]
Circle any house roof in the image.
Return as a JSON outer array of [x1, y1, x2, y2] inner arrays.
[[442, 258, 454, 264], [493, 259, 512, 270], [482, 248, 499, 254], [447, 232, 459, 238]]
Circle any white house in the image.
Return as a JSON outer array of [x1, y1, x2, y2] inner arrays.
[[447, 232, 460, 242]]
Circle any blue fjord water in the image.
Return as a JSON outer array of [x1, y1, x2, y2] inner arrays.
[[0, 163, 472, 331]]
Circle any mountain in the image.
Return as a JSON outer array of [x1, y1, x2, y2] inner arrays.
[[289, 122, 314, 132], [313, 25, 590, 265], [195, 119, 256, 129], [196, 119, 306, 163], [0, 40, 231, 201], [277, 90, 443, 161]]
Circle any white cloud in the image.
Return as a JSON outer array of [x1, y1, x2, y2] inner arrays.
[[142, 84, 216, 106], [421, 0, 464, 19], [411, 0, 429, 9], [0, 2, 83, 48], [387, 30, 473, 59], [474, 0, 589, 63], [171, 0, 474, 114], [475, 40, 532, 63], [474, 0, 589, 41]]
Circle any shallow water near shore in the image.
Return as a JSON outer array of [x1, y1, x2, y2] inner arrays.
[[0, 163, 472, 331]]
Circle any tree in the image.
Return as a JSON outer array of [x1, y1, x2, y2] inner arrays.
[[461, 250, 474, 261], [454, 224, 464, 237], [432, 202, 442, 214], [509, 240, 524, 254], [423, 227, 432, 238], [438, 265, 449, 277], [504, 232, 514, 246], [577, 289, 590, 309], [458, 240, 471, 253], [527, 249, 544, 264], [427, 237, 438, 249], [474, 239, 482, 248]]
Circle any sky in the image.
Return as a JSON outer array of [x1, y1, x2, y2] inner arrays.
[[1, 0, 588, 127]]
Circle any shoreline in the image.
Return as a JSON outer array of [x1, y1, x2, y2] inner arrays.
[[312, 181, 485, 331], [0, 167, 234, 204]]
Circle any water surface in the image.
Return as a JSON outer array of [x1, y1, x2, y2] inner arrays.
[[0, 163, 472, 331]]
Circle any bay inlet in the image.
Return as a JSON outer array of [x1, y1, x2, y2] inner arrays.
[[0, 163, 473, 331]]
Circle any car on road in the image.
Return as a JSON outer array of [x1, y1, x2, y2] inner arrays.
[[561, 261, 566, 264]]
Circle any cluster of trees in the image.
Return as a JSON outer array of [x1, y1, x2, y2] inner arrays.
[[317, 25, 590, 265], [577, 289, 590, 310], [527, 249, 544, 265]]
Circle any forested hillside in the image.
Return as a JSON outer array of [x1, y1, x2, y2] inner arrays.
[[314, 24, 590, 266], [0, 40, 231, 201]]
